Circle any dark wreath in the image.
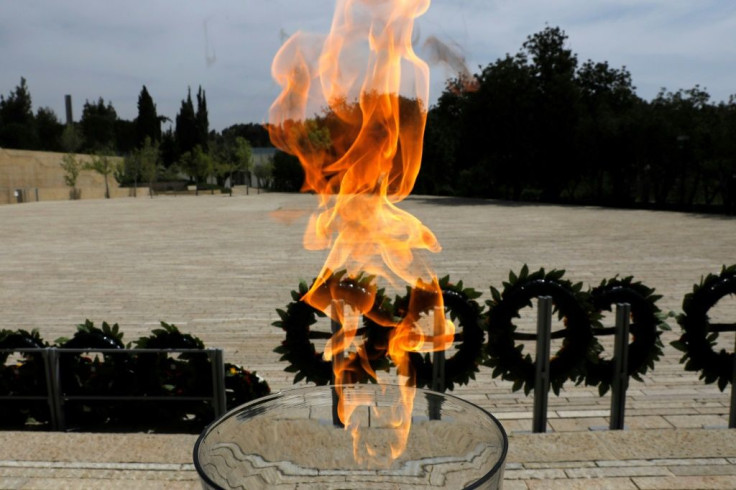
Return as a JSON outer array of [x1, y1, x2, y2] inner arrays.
[[583, 277, 671, 395], [0, 329, 49, 427], [57, 320, 129, 427], [672, 264, 736, 391], [392, 276, 485, 392], [483, 265, 598, 395], [59, 320, 129, 394], [273, 272, 391, 386]]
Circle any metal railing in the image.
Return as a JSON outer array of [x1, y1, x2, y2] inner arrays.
[[0, 347, 225, 431]]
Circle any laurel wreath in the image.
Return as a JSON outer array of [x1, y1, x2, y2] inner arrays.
[[483, 265, 598, 396], [0, 329, 48, 426], [274, 265, 732, 396], [584, 276, 672, 395], [0, 328, 46, 363], [273, 274, 483, 391], [672, 264, 736, 391], [272, 272, 391, 386], [392, 276, 485, 391]]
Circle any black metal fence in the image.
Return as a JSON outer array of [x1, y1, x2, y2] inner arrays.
[[0, 347, 225, 431]]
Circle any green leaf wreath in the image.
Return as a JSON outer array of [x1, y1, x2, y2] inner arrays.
[[392, 275, 485, 391], [483, 265, 599, 395], [272, 272, 392, 386], [584, 276, 672, 396], [672, 264, 736, 391], [0, 329, 49, 427]]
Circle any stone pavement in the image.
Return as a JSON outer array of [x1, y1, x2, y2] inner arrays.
[[0, 193, 734, 489]]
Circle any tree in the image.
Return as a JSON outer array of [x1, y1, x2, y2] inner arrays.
[[195, 86, 209, 150], [115, 118, 137, 154], [159, 127, 177, 168], [135, 86, 161, 147], [210, 133, 253, 191], [232, 137, 253, 181], [456, 54, 535, 199], [417, 79, 467, 195], [60, 124, 83, 153], [575, 60, 639, 203], [122, 151, 141, 195], [253, 157, 274, 191], [271, 150, 304, 192], [120, 137, 159, 197], [35, 106, 63, 152], [139, 137, 159, 197], [221, 123, 271, 147], [713, 97, 736, 213], [523, 26, 580, 200], [416, 25, 736, 212], [60, 153, 82, 199], [422, 26, 580, 202], [645, 86, 714, 207], [175, 88, 197, 157], [86, 152, 117, 199], [217, 136, 253, 193], [0, 77, 37, 149], [80, 98, 117, 152], [179, 145, 213, 193]]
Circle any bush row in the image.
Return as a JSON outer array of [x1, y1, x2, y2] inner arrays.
[[0, 321, 270, 432]]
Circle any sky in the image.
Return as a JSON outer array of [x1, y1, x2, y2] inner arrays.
[[2, 0, 736, 132]]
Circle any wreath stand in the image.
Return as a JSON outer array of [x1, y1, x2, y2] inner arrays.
[[609, 303, 631, 430], [330, 299, 345, 428], [731, 334, 736, 429], [532, 297, 552, 433], [430, 305, 446, 420]]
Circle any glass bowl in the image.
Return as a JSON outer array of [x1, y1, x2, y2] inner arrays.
[[194, 384, 507, 489]]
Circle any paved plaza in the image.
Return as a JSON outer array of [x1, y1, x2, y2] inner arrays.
[[0, 193, 735, 488]]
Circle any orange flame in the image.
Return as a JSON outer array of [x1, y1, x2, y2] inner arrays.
[[268, 0, 453, 463]]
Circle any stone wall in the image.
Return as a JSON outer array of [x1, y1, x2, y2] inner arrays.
[[0, 148, 139, 204]]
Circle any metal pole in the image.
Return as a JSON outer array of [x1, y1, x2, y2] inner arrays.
[[730, 328, 736, 429], [210, 349, 227, 419], [430, 305, 446, 420], [610, 303, 631, 430], [331, 299, 345, 427], [43, 347, 65, 431], [533, 296, 552, 433], [431, 305, 447, 392]]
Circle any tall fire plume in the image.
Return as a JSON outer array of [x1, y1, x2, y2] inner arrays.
[[268, 0, 453, 463]]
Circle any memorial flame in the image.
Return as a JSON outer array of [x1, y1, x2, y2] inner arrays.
[[268, 0, 453, 463]]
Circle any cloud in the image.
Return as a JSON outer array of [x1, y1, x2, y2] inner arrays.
[[2, 0, 735, 131]]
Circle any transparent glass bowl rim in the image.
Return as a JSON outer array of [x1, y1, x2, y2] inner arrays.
[[193, 383, 508, 490]]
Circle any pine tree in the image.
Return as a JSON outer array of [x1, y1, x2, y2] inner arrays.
[[135, 85, 160, 147], [80, 97, 117, 152], [0, 77, 37, 149], [35, 107, 63, 152], [159, 127, 177, 168], [175, 87, 197, 157], [195, 86, 209, 150]]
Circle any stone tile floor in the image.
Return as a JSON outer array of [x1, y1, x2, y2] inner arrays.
[[0, 193, 734, 488]]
